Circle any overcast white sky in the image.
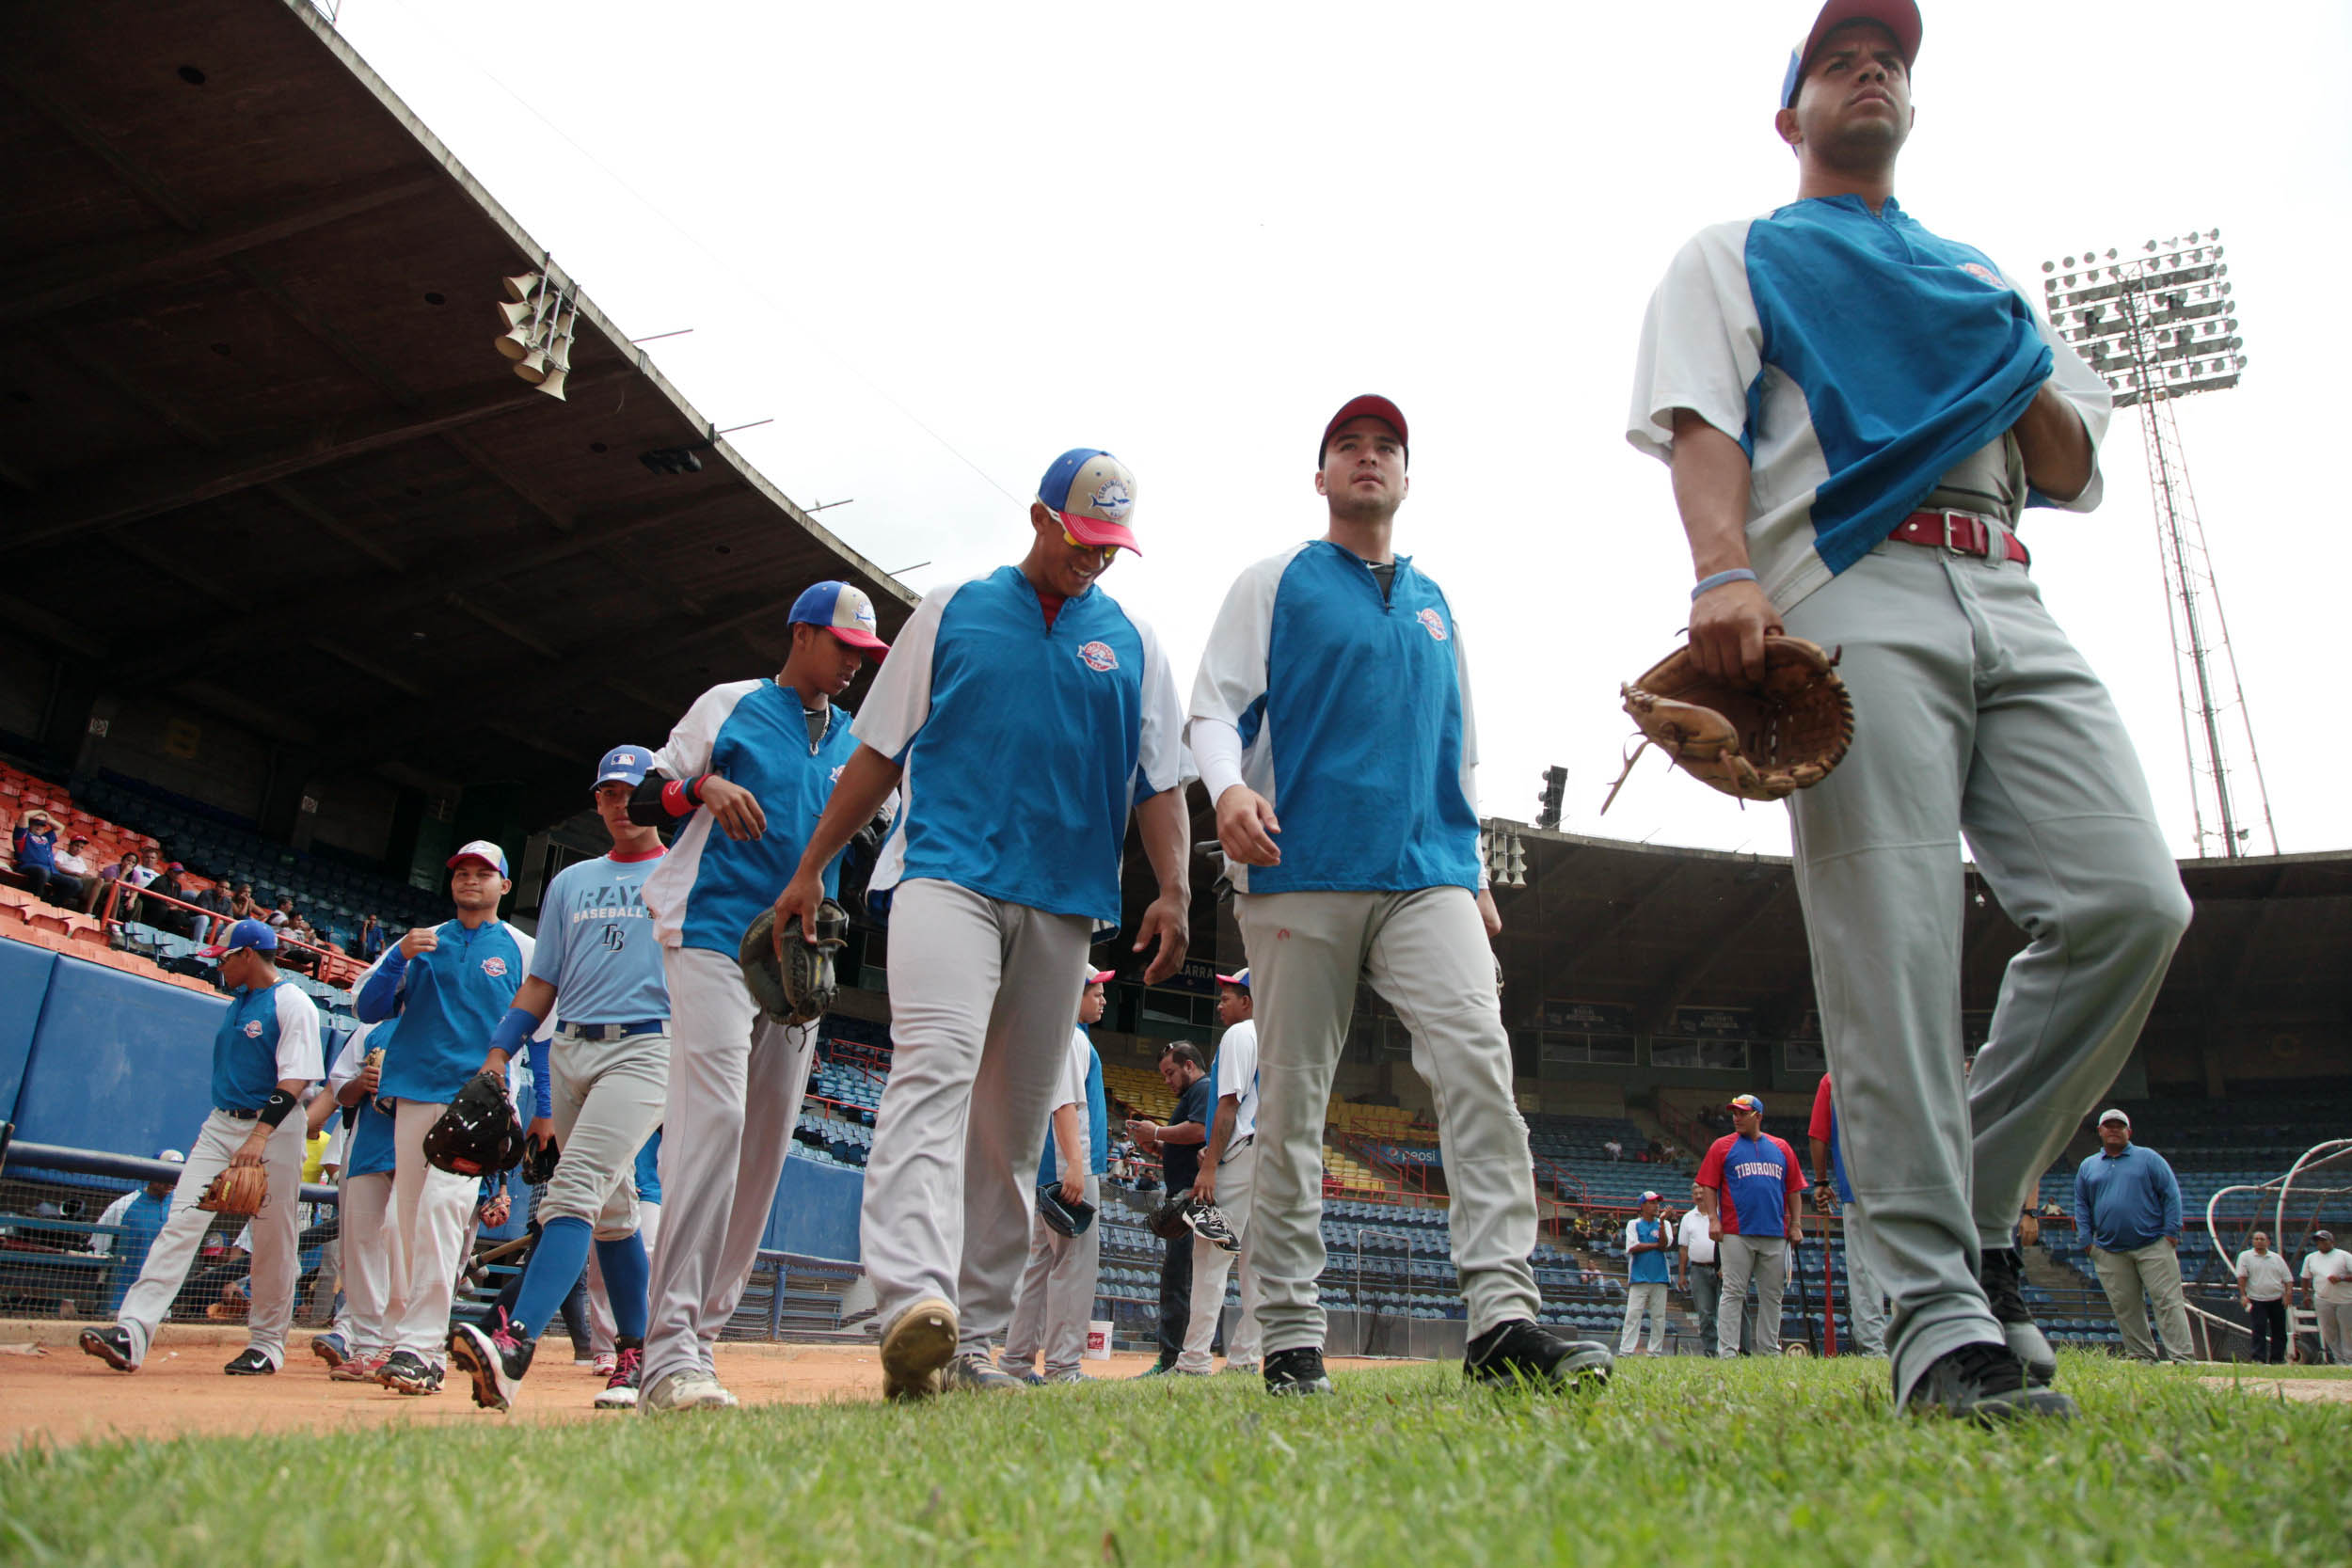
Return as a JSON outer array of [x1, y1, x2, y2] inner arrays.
[[336, 0, 2350, 860]]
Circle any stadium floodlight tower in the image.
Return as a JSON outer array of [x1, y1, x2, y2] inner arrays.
[[2042, 230, 2275, 858]]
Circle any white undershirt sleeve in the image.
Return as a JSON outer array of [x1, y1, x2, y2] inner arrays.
[[1188, 717, 1246, 806]]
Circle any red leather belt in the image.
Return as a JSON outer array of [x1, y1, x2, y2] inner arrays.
[[1889, 509, 2028, 565]]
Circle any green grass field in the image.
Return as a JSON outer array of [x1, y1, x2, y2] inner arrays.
[[6, 1354, 2349, 1567]]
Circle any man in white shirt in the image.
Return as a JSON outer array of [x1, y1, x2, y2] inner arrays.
[[1675, 1183, 1719, 1353], [2233, 1232, 2294, 1366], [2300, 1230, 2352, 1365], [1175, 970, 1262, 1376]]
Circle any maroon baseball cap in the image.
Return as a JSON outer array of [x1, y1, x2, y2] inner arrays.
[[1319, 395, 1408, 467], [1782, 0, 1920, 107]]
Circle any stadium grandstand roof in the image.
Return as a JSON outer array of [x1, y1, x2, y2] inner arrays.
[[0, 0, 913, 823]]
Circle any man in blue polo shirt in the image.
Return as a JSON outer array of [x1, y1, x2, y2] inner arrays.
[[81, 920, 323, 1376], [1189, 395, 1611, 1398], [449, 745, 673, 1414], [775, 451, 1190, 1400], [2074, 1109, 2191, 1363], [627, 581, 887, 1412], [357, 840, 541, 1395]]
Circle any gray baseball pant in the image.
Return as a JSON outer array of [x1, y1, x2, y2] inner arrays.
[[642, 946, 815, 1391], [117, 1110, 307, 1369], [1784, 535, 2190, 1403], [541, 1026, 669, 1236], [1004, 1174, 1102, 1379], [1178, 1134, 1262, 1373], [860, 879, 1089, 1355], [386, 1100, 482, 1361], [330, 1169, 394, 1355], [1619, 1281, 1669, 1354], [2315, 1299, 2352, 1364], [1717, 1234, 1788, 1356], [1844, 1197, 1891, 1355], [1238, 886, 1540, 1351], [1684, 1259, 1720, 1349], [2090, 1241, 2195, 1362]]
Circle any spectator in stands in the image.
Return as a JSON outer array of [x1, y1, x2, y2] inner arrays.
[[147, 862, 197, 936], [267, 894, 294, 929], [228, 882, 259, 921], [97, 848, 147, 924], [53, 833, 94, 909], [358, 912, 388, 960], [2233, 1231, 2293, 1366], [1618, 1192, 1674, 1355], [89, 1150, 186, 1317], [192, 879, 232, 944], [2074, 1109, 2193, 1363], [1604, 1138, 1624, 1163], [1696, 1094, 1807, 1357], [2301, 1230, 2352, 1365], [1126, 1042, 1212, 1376], [10, 812, 79, 906]]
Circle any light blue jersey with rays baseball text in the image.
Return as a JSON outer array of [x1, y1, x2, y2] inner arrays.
[[1190, 541, 1483, 895], [530, 849, 670, 1023], [641, 682, 866, 957], [358, 920, 533, 1103], [856, 565, 1186, 925]]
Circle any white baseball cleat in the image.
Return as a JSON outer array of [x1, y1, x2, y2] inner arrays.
[[640, 1369, 734, 1413]]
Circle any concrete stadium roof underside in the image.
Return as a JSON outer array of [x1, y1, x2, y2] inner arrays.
[[0, 1, 913, 823]]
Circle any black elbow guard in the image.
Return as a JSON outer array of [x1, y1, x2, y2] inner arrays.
[[628, 771, 675, 827]]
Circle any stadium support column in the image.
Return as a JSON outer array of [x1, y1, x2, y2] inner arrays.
[[40, 660, 105, 788]]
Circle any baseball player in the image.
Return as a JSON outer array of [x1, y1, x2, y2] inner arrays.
[[1627, 0, 2190, 1418], [1175, 968, 1263, 1375], [626, 582, 888, 1412], [449, 746, 673, 1413], [1618, 1193, 1674, 1356], [355, 840, 545, 1395], [1696, 1096, 1807, 1357], [315, 1022, 397, 1380], [1189, 396, 1612, 1397], [80, 919, 323, 1375], [1808, 1071, 1889, 1354], [774, 450, 1190, 1400], [1004, 968, 1110, 1385], [88, 1150, 183, 1318]]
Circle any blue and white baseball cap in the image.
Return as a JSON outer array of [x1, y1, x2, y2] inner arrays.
[[1038, 449, 1140, 555], [595, 745, 653, 789], [446, 840, 510, 877], [788, 580, 889, 656], [199, 918, 278, 958], [1781, 0, 1919, 108]]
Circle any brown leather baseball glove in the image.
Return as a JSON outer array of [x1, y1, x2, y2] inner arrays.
[[1603, 636, 1855, 808], [197, 1164, 270, 1217]]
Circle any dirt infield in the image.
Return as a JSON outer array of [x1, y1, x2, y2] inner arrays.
[[0, 1321, 1373, 1447], [2200, 1373, 2352, 1403]]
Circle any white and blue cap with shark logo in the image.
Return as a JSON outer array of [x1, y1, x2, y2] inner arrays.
[[446, 840, 510, 878], [788, 580, 890, 657], [1038, 449, 1140, 556], [595, 745, 654, 790]]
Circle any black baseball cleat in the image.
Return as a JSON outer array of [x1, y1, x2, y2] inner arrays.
[[224, 1348, 276, 1375], [1904, 1341, 2078, 1424], [1263, 1346, 1334, 1397], [1977, 1247, 2058, 1388], [375, 1349, 442, 1396], [449, 1321, 533, 1412], [80, 1325, 136, 1371], [1465, 1320, 1614, 1392], [940, 1354, 1025, 1392]]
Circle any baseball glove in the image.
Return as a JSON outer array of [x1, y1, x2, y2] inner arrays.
[[1603, 636, 1854, 809], [1037, 1181, 1097, 1239], [739, 898, 850, 1027], [520, 1133, 559, 1187], [422, 1071, 527, 1178], [196, 1164, 269, 1216], [1146, 1190, 1194, 1243]]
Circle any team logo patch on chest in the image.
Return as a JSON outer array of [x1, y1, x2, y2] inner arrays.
[[1958, 261, 2003, 287], [1417, 608, 1449, 641], [242, 1020, 264, 1037], [481, 956, 508, 978], [1078, 641, 1120, 673]]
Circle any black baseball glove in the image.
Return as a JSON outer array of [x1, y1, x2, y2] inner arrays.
[[1146, 1189, 1194, 1243], [739, 898, 850, 1026], [521, 1132, 560, 1187], [422, 1071, 527, 1178], [1037, 1180, 1097, 1239]]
